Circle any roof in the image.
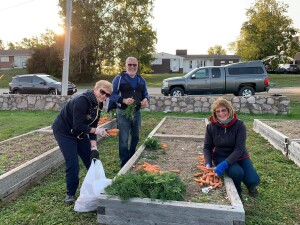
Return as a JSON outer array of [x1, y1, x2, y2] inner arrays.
[[184, 54, 241, 60], [154, 52, 184, 59], [0, 49, 33, 56]]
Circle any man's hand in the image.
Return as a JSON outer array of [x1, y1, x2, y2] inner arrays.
[[214, 160, 229, 177], [140, 98, 149, 107], [95, 127, 110, 137]]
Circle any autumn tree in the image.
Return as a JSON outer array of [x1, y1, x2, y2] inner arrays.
[[207, 45, 227, 55], [233, 0, 298, 62], [58, 0, 156, 81]]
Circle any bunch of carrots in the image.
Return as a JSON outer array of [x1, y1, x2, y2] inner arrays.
[[98, 116, 111, 126], [106, 128, 119, 137], [193, 155, 223, 189], [135, 162, 180, 175]]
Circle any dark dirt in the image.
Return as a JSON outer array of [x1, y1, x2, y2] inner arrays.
[[260, 119, 300, 139], [135, 117, 230, 205], [0, 132, 57, 174]]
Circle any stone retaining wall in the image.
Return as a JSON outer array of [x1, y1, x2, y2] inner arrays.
[[0, 94, 290, 114]]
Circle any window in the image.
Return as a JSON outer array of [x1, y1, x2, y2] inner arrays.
[[19, 76, 33, 83], [228, 67, 264, 75], [0, 56, 9, 62], [189, 61, 193, 69], [33, 77, 44, 84], [194, 68, 209, 79], [212, 68, 221, 78]]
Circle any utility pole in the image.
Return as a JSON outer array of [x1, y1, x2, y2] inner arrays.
[[61, 0, 72, 96]]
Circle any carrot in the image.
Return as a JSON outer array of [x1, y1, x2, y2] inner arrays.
[[169, 169, 180, 174], [107, 128, 119, 136], [193, 172, 203, 177]]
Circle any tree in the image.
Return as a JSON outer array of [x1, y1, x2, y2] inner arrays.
[[233, 0, 298, 62], [0, 39, 4, 50], [58, 0, 156, 81], [26, 46, 63, 77], [207, 45, 226, 55]]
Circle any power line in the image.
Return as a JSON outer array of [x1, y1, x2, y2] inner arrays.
[[0, 0, 37, 12]]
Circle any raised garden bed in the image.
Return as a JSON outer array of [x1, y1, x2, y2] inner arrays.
[[0, 119, 116, 205], [253, 119, 300, 166], [97, 116, 245, 225]]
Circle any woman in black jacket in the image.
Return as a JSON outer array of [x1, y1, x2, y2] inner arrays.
[[203, 97, 260, 198], [52, 80, 112, 205]]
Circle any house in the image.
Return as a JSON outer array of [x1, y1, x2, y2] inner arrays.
[[0, 49, 33, 70], [151, 49, 241, 73], [151, 52, 184, 73]]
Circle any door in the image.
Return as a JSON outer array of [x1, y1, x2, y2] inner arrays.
[[18, 76, 33, 94], [33, 76, 47, 94], [210, 68, 225, 94], [186, 68, 210, 95]]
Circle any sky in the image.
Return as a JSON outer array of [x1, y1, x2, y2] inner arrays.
[[0, 0, 299, 55]]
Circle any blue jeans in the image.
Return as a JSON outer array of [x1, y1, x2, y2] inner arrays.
[[214, 157, 260, 194], [53, 132, 91, 196], [117, 108, 141, 167]]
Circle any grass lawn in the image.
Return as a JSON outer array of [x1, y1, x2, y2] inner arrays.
[[0, 109, 300, 225]]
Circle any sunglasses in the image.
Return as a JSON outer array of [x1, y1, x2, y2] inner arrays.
[[215, 109, 228, 114], [127, 64, 137, 67], [99, 89, 110, 97]]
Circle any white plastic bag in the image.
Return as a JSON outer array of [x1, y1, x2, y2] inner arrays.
[[74, 159, 112, 212]]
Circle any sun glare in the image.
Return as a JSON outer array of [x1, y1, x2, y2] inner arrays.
[[53, 26, 65, 35]]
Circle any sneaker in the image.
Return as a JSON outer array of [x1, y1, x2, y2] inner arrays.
[[248, 186, 259, 197], [64, 195, 75, 205]]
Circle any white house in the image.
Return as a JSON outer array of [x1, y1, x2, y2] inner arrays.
[[0, 49, 33, 70], [151, 50, 241, 73]]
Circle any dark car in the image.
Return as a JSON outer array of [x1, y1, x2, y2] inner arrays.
[[274, 64, 300, 74], [9, 74, 77, 95]]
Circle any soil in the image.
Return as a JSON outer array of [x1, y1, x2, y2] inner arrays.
[[134, 117, 230, 205], [261, 119, 300, 139], [0, 132, 57, 174]]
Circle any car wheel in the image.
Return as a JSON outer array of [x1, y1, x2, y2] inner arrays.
[[48, 89, 57, 95], [13, 89, 21, 94], [238, 86, 255, 97], [170, 87, 184, 97]]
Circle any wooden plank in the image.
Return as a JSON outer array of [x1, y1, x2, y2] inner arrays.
[[97, 195, 244, 225], [224, 177, 243, 207], [288, 142, 300, 167], [152, 134, 204, 141], [253, 119, 289, 154]]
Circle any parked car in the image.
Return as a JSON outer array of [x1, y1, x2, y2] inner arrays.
[[274, 64, 300, 74], [9, 74, 77, 95], [161, 60, 269, 97]]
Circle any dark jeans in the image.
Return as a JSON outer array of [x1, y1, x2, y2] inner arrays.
[[53, 131, 91, 196], [214, 157, 260, 194], [117, 108, 141, 167]]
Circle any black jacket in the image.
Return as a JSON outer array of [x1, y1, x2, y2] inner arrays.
[[203, 114, 250, 165], [52, 90, 102, 140]]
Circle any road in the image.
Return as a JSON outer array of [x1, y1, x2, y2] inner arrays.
[[1, 87, 299, 95]]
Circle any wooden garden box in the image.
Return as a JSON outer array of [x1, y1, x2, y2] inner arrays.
[[97, 117, 245, 225]]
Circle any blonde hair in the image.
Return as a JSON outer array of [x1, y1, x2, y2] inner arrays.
[[94, 80, 113, 93], [211, 97, 234, 120]]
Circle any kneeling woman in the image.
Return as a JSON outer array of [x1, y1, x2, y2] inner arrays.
[[203, 97, 260, 197]]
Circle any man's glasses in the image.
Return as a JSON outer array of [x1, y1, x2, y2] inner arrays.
[[127, 64, 137, 67], [99, 89, 110, 97], [215, 109, 228, 114]]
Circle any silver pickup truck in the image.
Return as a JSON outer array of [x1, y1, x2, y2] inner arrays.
[[161, 60, 269, 97]]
